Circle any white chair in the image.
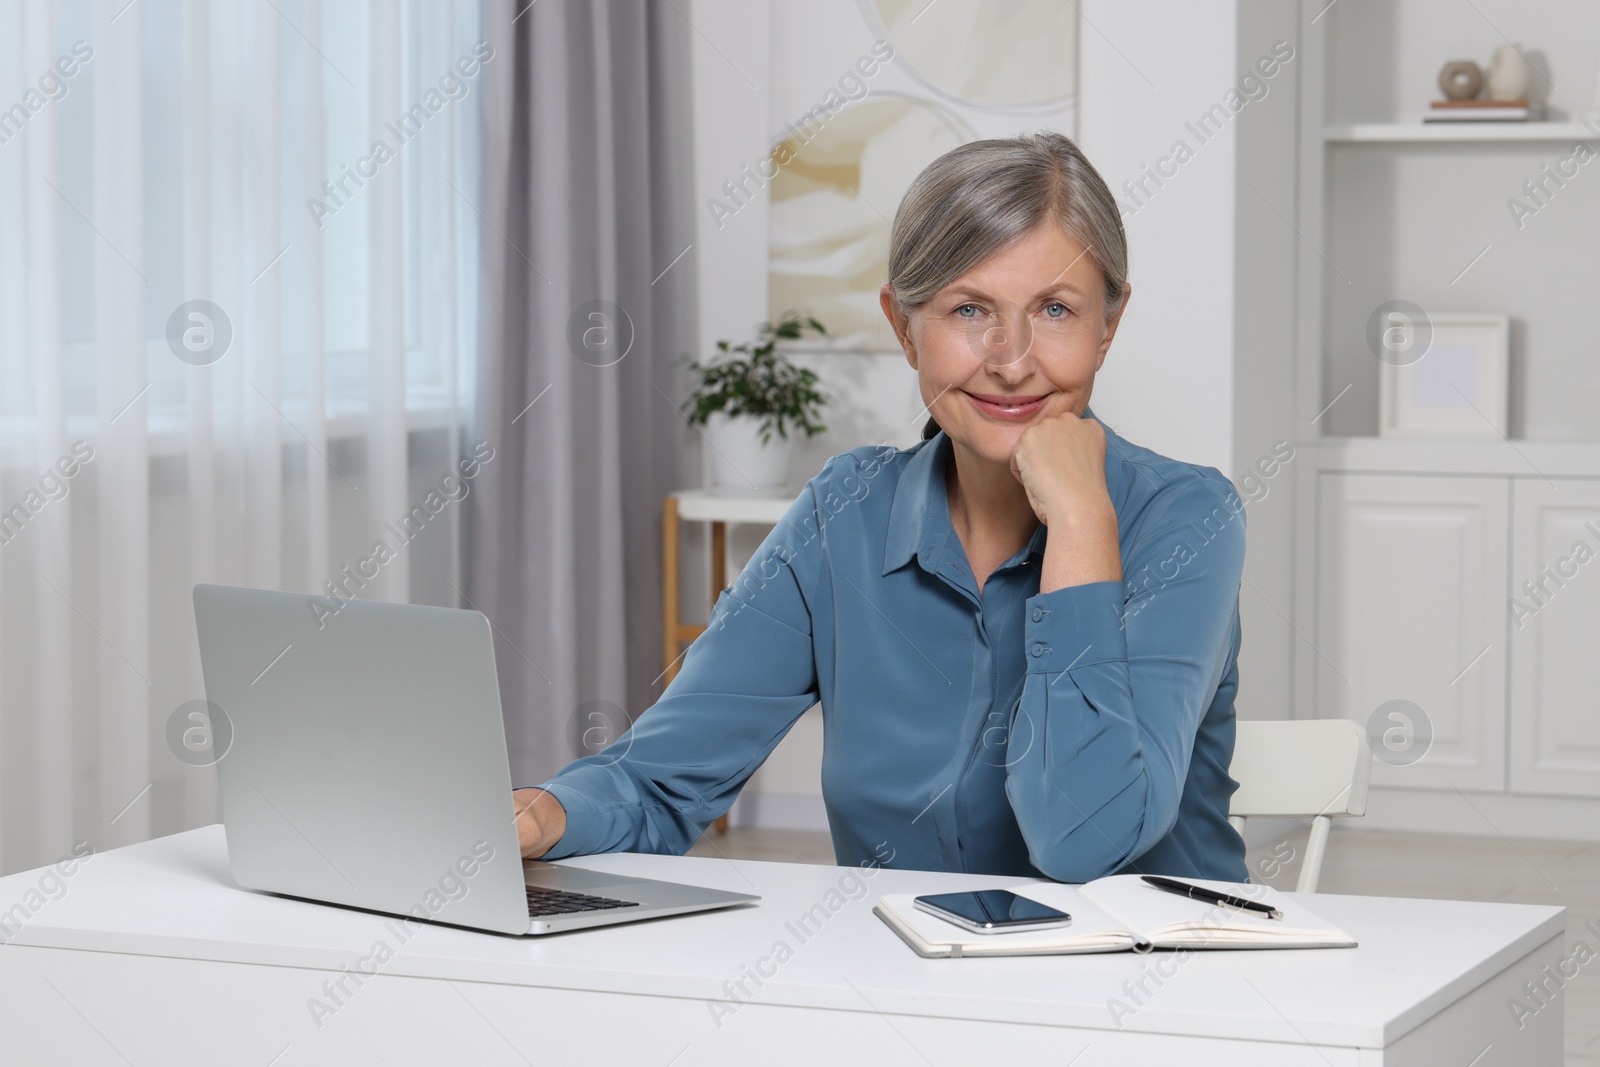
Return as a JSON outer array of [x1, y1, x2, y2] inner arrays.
[[1227, 719, 1372, 893]]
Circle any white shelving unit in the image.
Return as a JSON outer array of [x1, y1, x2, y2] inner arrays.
[[1307, 437, 1600, 477], [1324, 121, 1600, 142], [1291, 1, 1600, 840]]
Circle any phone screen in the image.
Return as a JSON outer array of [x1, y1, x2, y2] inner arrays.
[[914, 889, 1071, 929]]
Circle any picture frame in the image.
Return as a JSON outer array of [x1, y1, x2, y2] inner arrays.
[[765, 0, 1080, 352], [1378, 313, 1509, 439]]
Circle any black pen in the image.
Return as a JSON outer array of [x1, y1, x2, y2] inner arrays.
[[1141, 875, 1283, 920]]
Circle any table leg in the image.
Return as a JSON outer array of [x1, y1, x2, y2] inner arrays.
[[710, 520, 726, 599], [662, 495, 680, 684], [662, 504, 731, 836], [711, 520, 729, 834]]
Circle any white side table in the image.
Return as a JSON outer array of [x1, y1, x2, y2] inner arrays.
[[661, 489, 796, 832]]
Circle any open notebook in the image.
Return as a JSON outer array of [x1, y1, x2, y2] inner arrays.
[[873, 875, 1357, 958]]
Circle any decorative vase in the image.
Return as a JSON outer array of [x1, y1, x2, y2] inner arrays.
[[703, 412, 795, 496], [1438, 60, 1482, 101], [1487, 43, 1530, 101]]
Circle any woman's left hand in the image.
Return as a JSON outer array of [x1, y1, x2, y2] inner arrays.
[[1009, 411, 1113, 528]]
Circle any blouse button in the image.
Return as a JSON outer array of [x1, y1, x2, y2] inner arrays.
[[1031, 608, 1043, 622], [1031, 642, 1050, 657]]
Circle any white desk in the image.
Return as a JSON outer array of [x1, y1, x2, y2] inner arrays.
[[0, 826, 1565, 1065], [662, 489, 798, 835], [661, 487, 794, 689]]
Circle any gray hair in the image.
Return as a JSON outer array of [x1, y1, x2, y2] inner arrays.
[[885, 131, 1128, 441]]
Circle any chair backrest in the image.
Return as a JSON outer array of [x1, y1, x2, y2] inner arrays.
[[1229, 718, 1372, 819], [1227, 719, 1372, 893]]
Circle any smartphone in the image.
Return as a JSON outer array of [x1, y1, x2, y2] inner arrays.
[[912, 890, 1072, 934]]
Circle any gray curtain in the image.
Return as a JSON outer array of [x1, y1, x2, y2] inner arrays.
[[469, 0, 697, 787]]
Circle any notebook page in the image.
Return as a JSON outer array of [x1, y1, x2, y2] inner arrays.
[[874, 883, 1139, 956], [1079, 875, 1356, 949]]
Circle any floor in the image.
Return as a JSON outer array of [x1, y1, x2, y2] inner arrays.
[[690, 825, 1600, 1064]]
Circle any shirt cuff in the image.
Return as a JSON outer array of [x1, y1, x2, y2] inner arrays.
[[1023, 580, 1129, 675], [519, 780, 614, 860]]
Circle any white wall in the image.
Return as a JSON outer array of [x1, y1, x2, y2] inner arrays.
[[688, 1, 772, 359], [684, 0, 828, 829], [679, 0, 770, 682], [1036, 3, 1303, 733], [1231, 0, 1303, 723], [1076, 0, 1239, 474]]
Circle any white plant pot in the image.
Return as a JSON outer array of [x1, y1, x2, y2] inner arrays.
[[703, 411, 795, 496]]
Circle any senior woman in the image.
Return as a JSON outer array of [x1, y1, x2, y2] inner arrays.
[[514, 131, 1249, 883]]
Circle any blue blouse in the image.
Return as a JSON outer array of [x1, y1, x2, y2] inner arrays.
[[534, 410, 1250, 883]]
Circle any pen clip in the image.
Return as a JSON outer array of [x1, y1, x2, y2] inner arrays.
[[1215, 897, 1284, 921]]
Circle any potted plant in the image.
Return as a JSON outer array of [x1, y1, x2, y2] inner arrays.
[[678, 311, 830, 495]]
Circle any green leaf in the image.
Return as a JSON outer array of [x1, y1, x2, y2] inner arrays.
[[678, 309, 832, 432]]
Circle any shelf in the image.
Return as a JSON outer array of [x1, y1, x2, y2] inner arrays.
[[1306, 437, 1600, 477], [1324, 122, 1600, 143], [673, 488, 797, 524]]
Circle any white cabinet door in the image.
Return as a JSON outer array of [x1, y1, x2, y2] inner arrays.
[[1508, 478, 1600, 797], [1315, 474, 1508, 791]]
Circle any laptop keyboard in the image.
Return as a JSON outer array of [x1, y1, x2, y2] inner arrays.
[[526, 884, 641, 917]]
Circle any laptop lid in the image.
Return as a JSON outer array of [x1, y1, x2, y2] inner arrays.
[[194, 583, 531, 935]]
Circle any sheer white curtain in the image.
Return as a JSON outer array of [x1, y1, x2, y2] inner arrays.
[[0, 0, 481, 875]]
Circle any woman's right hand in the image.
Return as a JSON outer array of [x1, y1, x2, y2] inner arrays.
[[513, 787, 568, 858]]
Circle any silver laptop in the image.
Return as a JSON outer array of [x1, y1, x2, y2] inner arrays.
[[193, 583, 757, 935]]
